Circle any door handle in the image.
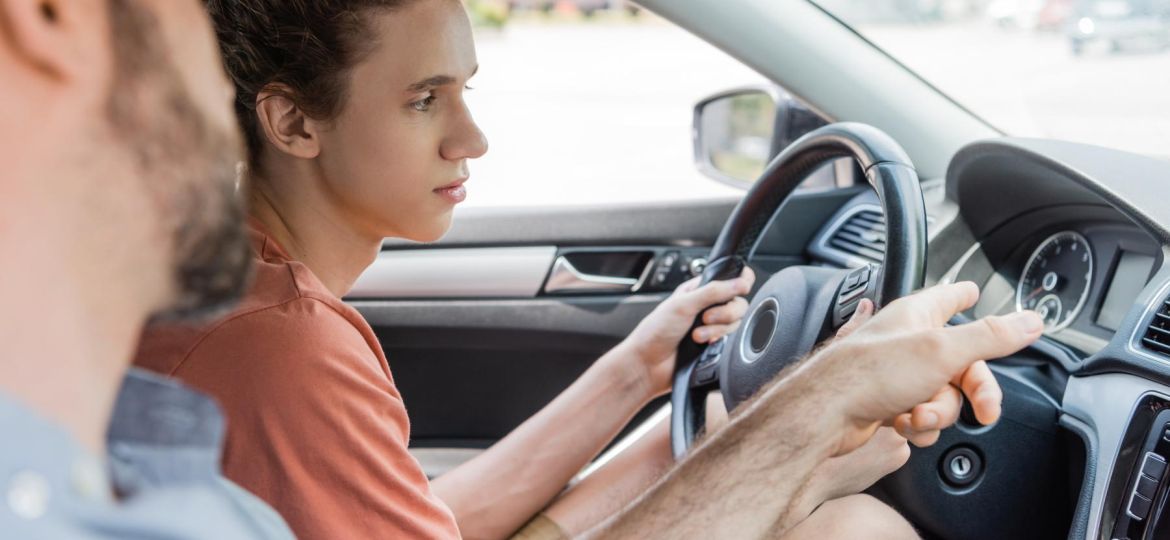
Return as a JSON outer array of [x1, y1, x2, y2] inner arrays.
[[544, 256, 642, 294]]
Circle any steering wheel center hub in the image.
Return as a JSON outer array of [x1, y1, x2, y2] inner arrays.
[[720, 265, 850, 411], [741, 298, 779, 362]]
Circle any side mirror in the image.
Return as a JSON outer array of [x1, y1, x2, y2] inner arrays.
[[693, 86, 829, 188]]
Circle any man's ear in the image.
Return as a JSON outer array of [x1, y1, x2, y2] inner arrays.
[[0, 0, 106, 84], [255, 86, 322, 160]]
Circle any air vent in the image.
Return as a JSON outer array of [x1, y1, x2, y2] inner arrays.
[[827, 208, 886, 264], [1141, 296, 1170, 357]]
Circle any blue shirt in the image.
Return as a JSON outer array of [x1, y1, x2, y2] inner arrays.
[[0, 368, 294, 539]]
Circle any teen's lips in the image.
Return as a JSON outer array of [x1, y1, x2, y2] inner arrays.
[[433, 177, 468, 204]]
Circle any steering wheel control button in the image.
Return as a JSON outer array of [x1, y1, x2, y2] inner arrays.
[[841, 266, 871, 294], [839, 303, 859, 321], [693, 366, 718, 386], [842, 265, 870, 291], [740, 298, 779, 364], [838, 285, 868, 307], [832, 267, 875, 327], [692, 365, 717, 386], [940, 446, 982, 488], [1141, 452, 1166, 479], [692, 337, 727, 386], [838, 266, 873, 304], [697, 337, 725, 368], [707, 335, 726, 356]]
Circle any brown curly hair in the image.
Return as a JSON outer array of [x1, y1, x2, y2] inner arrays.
[[204, 0, 418, 170]]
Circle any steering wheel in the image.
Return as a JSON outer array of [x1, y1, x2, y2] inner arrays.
[[670, 122, 928, 457]]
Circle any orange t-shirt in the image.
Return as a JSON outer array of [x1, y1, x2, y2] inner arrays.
[[134, 223, 460, 540]]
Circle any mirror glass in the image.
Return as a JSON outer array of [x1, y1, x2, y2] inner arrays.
[[698, 90, 776, 183]]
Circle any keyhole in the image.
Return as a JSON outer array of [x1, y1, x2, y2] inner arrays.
[[950, 455, 972, 478]]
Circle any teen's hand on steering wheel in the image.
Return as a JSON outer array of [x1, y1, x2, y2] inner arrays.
[[622, 268, 756, 399]]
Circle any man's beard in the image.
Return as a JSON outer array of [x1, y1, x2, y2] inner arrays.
[[108, 0, 252, 322], [157, 139, 253, 322]]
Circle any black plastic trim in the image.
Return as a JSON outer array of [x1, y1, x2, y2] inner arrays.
[[1059, 413, 1098, 540]]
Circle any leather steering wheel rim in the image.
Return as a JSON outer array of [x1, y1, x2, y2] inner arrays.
[[669, 122, 928, 458]]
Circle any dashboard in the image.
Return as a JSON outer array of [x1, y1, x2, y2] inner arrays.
[[947, 218, 1160, 355], [802, 137, 1170, 539]]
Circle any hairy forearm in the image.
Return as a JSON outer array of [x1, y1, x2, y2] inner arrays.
[[431, 343, 655, 540], [585, 356, 843, 539]]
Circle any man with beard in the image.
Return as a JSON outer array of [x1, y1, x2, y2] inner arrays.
[[0, 0, 291, 537], [0, 0, 1046, 538]]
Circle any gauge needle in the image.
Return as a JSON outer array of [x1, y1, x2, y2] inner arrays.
[[1024, 286, 1044, 302]]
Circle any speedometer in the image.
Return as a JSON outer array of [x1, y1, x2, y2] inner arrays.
[[1015, 231, 1093, 332]]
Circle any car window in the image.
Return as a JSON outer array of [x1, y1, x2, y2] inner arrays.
[[463, 6, 768, 208], [811, 0, 1170, 159]]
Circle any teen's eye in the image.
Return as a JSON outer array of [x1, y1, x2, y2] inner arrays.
[[410, 94, 437, 112]]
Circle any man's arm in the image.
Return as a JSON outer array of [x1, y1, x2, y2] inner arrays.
[[588, 352, 843, 538], [431, 271, 755, 540], [589, 282, 1044, 538]]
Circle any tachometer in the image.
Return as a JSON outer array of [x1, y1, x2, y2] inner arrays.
[[1015, 231, 1093, 332]]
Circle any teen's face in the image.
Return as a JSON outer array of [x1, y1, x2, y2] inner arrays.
[[317, 0, 488, 242]]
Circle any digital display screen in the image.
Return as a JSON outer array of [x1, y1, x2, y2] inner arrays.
[[1097, 251, 1156, 331]]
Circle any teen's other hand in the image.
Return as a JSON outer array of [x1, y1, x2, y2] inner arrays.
[[619, 267, 756, 399]]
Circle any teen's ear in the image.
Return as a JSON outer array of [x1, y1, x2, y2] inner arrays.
[[0, 0, 107, 86], [255, 86, 322, 160]]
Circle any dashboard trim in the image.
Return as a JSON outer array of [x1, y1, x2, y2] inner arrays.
[[948, 139, 1170, 244], [809, 203, 883, 268], [938, 241, 983, 285], [1126, 277, 1170, 369], [1063, 375, 1170, 538], [346, 246, 557, 299], [1059, 413, 1097, 540]]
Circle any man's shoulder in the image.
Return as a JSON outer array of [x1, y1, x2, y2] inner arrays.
[[0, 380, 295, 540], [0, 482, 294, 540]]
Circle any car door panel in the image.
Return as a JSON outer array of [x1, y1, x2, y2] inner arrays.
[[348, 189, 861, 460], [349, 247, 558, 299]]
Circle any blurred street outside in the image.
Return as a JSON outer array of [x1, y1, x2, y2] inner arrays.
[[460, 1, 1170, 208]]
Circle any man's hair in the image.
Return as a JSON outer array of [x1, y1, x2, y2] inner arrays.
[[204, 0, 416, 170]]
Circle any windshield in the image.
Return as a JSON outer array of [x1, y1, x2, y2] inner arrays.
[[811, 0, 1170, 158]]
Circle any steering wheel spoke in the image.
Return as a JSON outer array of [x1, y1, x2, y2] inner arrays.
[[690, 336, 725, 389], [831, 264, 878, 329]]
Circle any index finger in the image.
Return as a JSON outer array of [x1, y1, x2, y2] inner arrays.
[[889, 281, 981, 327], [933, 310, 1043, 377]]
